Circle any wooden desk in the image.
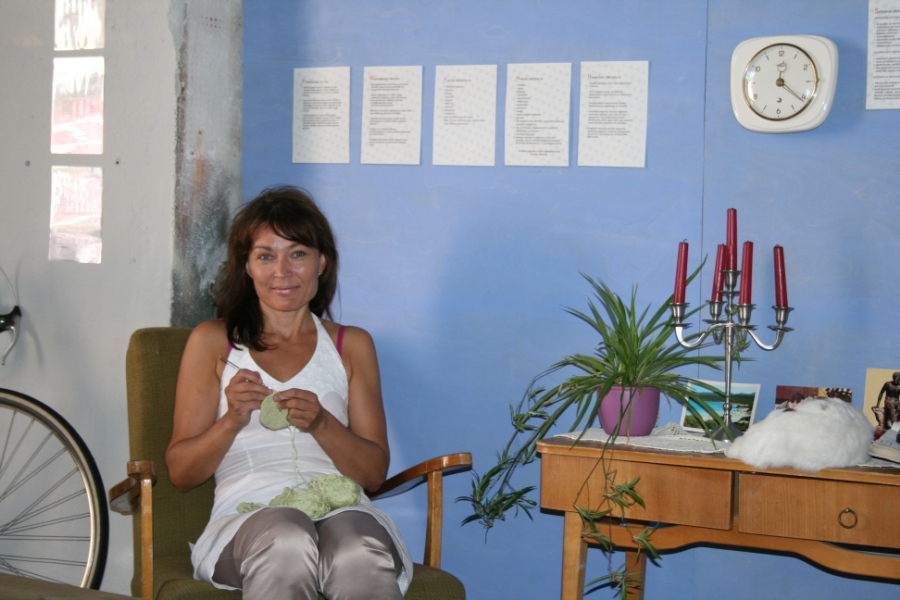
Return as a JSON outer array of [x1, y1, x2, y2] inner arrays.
[[537, 436, 900, 600]]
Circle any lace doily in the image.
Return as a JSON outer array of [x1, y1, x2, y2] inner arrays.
[[557, 422, 727, 453], [556, 422, 900, 468]]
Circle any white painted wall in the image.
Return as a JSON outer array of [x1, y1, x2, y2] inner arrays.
[[2, 0, 176, 593], [1, 0, 242, 592]]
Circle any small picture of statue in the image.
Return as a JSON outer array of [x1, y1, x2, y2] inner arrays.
[[864, 368, 900, 440]]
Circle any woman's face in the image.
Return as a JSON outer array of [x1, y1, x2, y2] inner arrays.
[[245, 225, 325, 314]]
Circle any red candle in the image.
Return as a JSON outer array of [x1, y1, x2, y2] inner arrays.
[[774, 245, 788, 307], [726, 208, 738, 271], [710, 243, 726, 302], [674, 241, 688, 303], [739, 241, 753, 305]]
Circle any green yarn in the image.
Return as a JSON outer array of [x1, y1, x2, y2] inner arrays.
[[259, 391, 290, 430], [269, 486, 332, 519], [237, 502, 266, 513], [309, 474, 361, 507], [236, 474, 362, 519]]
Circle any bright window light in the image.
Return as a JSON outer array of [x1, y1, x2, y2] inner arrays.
[[49, 166, 103, 263], [54, 0, 105, 51], [50, 56, 104, 155]]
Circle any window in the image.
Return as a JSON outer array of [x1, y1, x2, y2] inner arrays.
[[49, 0, 105, 263]]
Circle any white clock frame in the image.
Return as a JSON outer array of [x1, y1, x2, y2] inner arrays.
[[730, 35, 838, 133]]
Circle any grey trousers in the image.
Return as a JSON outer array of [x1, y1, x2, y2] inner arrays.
[[213, 506, 403, 600]]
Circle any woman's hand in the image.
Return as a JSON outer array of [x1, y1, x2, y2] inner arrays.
[[275, 388, 326, 432], [223, 368, 269, 427]]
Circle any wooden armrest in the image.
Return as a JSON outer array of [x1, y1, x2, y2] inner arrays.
[[108, 461, 157, 515], [107, 460, 157, 600], [372, 452, 472, 499], [108, 476, 139, 515], [371, 452, 472, 568]]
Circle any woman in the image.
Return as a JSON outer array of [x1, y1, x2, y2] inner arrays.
[[166, 186, 411, 599]]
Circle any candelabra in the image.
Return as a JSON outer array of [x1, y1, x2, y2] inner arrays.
[[670, 269, 793, 441]]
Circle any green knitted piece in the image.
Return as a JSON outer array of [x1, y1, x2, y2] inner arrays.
[[269, 486, 332, 519], [259, 391, 290, 430], [236, 475, 362, 519], [308, 474, 361, 507], [237, 501, 265, 513]]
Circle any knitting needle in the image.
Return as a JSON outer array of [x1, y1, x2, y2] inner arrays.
[[218, 355, 274, 391], [218, 355, 241, 371]]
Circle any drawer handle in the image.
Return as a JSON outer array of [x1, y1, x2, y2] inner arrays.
[[838, 508, 858, 529]]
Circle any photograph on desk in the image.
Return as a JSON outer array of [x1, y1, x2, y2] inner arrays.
[[774, 385, 853, 410], [681, 380, 760, 432], [863, 367, 900, 440]]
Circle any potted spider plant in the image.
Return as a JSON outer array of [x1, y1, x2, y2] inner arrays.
[[460, 267, 726, 597]]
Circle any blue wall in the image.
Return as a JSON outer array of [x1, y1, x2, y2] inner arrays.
[[242, 1, 899, 598]]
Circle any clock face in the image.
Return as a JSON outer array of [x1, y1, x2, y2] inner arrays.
[[743, 43, 818, 121], [730, 35, 838, 133]]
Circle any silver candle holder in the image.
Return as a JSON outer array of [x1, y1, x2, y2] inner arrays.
[[670, 269, 793, 441]]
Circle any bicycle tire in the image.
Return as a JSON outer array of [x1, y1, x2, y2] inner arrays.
[[0, 388, 108, 588]]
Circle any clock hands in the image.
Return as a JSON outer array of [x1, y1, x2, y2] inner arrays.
[[778, 81, 804, 101], [775, 61, 805, 102]]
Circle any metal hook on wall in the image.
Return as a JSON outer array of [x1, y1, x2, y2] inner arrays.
[[0, 266, 21, 366]]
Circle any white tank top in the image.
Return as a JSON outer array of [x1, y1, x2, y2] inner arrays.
[[191, 315, 412, 593]]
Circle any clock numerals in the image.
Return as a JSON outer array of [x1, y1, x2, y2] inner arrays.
[[742, 43, 818, 121]]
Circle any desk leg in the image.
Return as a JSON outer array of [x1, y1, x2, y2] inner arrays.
[[623, 547, 646, 600], [561, 511, 587, 600]]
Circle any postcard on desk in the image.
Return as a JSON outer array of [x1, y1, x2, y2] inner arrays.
[[681, 381, 760, 433]]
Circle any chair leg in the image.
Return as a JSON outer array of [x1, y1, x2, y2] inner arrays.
[[423, 470, 443, 568], [140, 472, 154, 600], [126, 460, 156, 600]]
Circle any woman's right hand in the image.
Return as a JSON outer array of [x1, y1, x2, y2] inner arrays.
[[222, 367, 269, 427]]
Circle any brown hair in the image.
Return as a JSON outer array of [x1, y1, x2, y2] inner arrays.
[[214, 186, 338, 350]]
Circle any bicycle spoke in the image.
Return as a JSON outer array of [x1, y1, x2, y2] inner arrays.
[[3, 511, 91, 536], [0, 552, 87, 567], [0, 556, 76, 585], [0, 411, 36, 484], [0, 438, 67, 504], [2, 471, 84, 534], [0, 532, 90, 541]]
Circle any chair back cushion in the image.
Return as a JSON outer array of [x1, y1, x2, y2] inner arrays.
[[126, 328, 216, 593]]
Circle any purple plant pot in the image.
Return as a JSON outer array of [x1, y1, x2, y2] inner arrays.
[[598, 386, 660, 436]]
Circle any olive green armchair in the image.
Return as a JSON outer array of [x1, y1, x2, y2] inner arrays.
[[109, 327, 471, 600]]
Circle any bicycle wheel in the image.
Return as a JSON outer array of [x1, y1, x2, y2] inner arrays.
[[0, 388, 108, 588]]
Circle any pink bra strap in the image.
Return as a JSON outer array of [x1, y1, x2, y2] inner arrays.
[[336, 325, 345, 356]]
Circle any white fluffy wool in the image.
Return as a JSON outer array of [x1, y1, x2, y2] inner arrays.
[[725, 397, 873, 472]]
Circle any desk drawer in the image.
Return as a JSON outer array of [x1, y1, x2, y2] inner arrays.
[[739, 474, 900, 548], [540, 453, 733, 530]]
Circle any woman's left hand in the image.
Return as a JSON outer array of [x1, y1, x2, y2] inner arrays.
[[275, 389, 326, 432]]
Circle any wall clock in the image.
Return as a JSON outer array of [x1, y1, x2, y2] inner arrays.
[[730, 35, 838, 133]]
